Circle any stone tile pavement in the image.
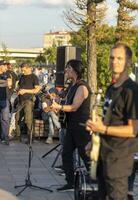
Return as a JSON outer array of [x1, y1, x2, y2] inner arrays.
[[0, 140, 138, 200], [0, 140, 73, 200]]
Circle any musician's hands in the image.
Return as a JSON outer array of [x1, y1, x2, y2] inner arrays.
[[86, 116, 106, 134], [50, 101, 61, 111]]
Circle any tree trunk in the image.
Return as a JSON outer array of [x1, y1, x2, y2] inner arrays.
[[87, 2, 97, 113]]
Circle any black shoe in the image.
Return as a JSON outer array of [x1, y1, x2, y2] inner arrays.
[[58, 172, 65, 176], [57, 184, 74, 192], [128, 194, 134, 200], [1, 140, 9, 145]]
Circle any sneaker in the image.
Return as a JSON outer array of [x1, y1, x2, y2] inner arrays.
[[54, 165, 64, 172], [45, 137, 53, 144], [57, 184, 74, 192], [1, 140, 9, 145]]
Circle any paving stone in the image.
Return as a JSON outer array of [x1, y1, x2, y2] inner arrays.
[[0, 141, 74, 200], [0, 140, 137, 200]]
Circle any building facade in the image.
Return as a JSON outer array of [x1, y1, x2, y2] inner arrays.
[[43, 31, 71, 48], [0, 48, 43, 59]]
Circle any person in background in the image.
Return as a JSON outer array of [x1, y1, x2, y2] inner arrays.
[[86, 43, 138, 200], [42, 87, 61, 144], [15, 62, 41, 142], [0, 60, 12, 145], [5, 62, 18, 112], [35, 66, 46, 87]]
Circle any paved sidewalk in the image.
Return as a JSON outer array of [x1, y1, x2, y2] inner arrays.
[[0, 140, 73, 200], [0, 140, 138, 200]]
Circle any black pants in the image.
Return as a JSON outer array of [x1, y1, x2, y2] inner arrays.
[[97, 154, 134, 200], [62, 126, 90, 186], [15, 100, 34, 136]]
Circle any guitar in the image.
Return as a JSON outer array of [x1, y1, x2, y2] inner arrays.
[[90, 90, 102, 180]]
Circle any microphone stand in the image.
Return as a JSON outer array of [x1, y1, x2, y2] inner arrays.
[[15, 126, 53, 196]]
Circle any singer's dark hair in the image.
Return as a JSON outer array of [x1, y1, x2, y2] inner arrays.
[[66, 59, 84, 80]]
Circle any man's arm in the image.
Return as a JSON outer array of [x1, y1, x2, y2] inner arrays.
[[86, 118, 138, 138], [0, 80, 7, 87], [0, 78, 12, 88], [18, 85, 41, 95]]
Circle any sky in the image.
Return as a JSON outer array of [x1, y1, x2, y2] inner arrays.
[[0, 0, 137, 49]]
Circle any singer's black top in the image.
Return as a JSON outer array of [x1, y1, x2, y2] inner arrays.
[[66, 80, 90, 128]]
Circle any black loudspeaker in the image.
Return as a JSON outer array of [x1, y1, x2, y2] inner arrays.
[[56, 46, 81, 87]]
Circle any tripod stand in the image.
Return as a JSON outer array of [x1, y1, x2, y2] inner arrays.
[[42, 143, 62, 168], [42, 128, 66, 168], [15, 126, 53, 196]]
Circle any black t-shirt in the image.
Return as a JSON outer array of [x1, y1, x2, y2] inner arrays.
[[66, 80, 90, 127], [18, 73, 39, 102], [101, 78, 138, 159], [0, 72, 10, 101]]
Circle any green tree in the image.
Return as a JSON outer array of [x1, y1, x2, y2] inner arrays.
[[97, 24, 115, 93], [64, 0, 106, 109], [71, 23, 115, 93], [35, 53, 46, 65], [70, 27, 87, 65], [116, 0, 138, 44], [43, 45, 57, 66], [0, 43, 11, 62]]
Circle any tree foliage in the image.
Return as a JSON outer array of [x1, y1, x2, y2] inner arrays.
[[70, 24, 115, 94], [64, 0, 106, 109], [116, 0, 138, 43], [35, 53, 46, 64], [0, 43, 11, 62], [65, 0, 138, 98], [43, 45, 57, 66]]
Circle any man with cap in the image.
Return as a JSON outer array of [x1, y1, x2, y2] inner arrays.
[[0, 60, 12, 144], [6, 62, 18, 110]]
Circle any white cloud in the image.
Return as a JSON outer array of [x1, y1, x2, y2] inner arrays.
[[6, 0, 27, 5], [0, 0, 28, 5], [42, 0, 73, 6], [0, 0, 74, 8]]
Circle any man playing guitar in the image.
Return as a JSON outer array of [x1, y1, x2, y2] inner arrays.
[[86, 43, 138, 200]]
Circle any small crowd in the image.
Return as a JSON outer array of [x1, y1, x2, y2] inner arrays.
[[0, 43, 138, 200]]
